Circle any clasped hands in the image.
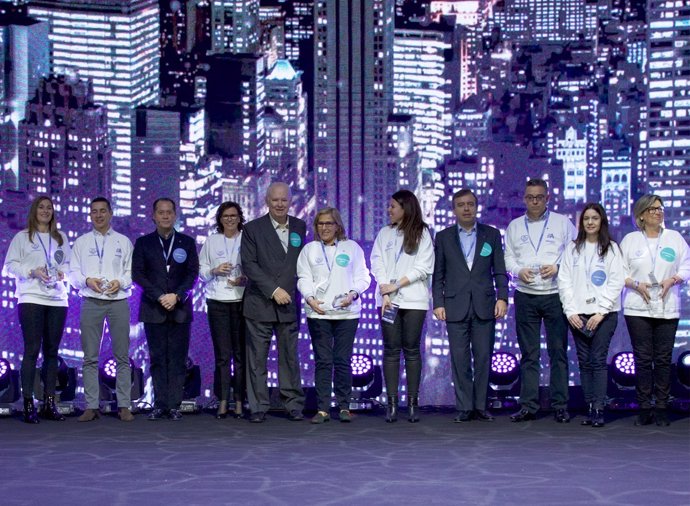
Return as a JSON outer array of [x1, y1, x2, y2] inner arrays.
[[30, 266, 64, 283], [518, 264, 558, 284], [158, 293, 178, 311], [433, 299, 507, 321], [86, 277, 121, 295], [307, 292, 356, 315]]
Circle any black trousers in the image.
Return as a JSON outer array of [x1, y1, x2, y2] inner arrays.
[[514, 291, 569, 412], [380, 308, 426, 398], [207, 299, 246, 403], [18, 303, 68, 398], [144, 320, 191, 410], [624, 315, 678, 410]]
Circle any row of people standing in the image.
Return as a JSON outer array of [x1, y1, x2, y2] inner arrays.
[[3, 181, 689, 426]]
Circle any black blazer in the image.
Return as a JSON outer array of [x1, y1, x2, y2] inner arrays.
[[241, 213, 306, 322], [432, 223, 508, 322], [132, 230, 199, 324]]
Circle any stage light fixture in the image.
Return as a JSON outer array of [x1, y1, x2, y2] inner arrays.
[[488, 351, 520, 410], [670, 351, 690, 412], [676, 351, 690, 389], [610, 352, 636, 388], [348, 353, 382, 411], [181, 357, 201, 413], [0, 357, 20, 416], [98, 357, 144, 413]]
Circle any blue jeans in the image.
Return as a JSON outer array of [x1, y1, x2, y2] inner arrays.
[[307, 318, 359, 411], [570, 312, 618, 410]]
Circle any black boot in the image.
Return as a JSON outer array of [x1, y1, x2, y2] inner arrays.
[[655, 408, 670, 426], [408, 396, 420, 423], [23, 397, 39, 424], [581, 403, 593, 426], [634, 408, 654, 426], [385, 395, 398, 423], [591, 409, 605, 428], [40, 395, 65, 421]]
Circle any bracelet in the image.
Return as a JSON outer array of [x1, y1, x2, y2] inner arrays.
[[634, 280, 639, 290]]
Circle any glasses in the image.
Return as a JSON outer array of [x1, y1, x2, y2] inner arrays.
[[524, 194, 546, 202], [221, 215, 240, 221], [317, 221, 336, 227], [647, 206, 664, 214]]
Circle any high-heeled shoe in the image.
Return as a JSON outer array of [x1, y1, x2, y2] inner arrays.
[[40, 395, 65, 421], [581, 403, 593, 426], [215, 400, 228, 419], [408, 396, 420, 423], [385, 395, 398, 423], [23, 397, 39, 424]]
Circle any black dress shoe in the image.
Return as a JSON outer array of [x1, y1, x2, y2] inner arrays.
[[634, 409, 654, 426], [147, 408, 167, 421], [40, 395, 66, 421], [453, 411, 472, 423], [655, 409, 670, 427], [249, 412, 266, 423], [591, 409, 605, 428], [473, 410, 495, 422], [554, 409, 571, 423], [510, 408, 536, 422], [288, 410, 304, 421], [168, 409, 182, 421]]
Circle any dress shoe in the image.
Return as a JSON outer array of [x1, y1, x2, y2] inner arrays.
[[510, 408, 536, 422], [78, 409, 100, 422], [40, 395, 65, 421], [339, 409, 353, 423], [311, 411, 330, 424], [408, 396, 420, 423], [147, 408, 167, 421], [168, 409, 182, 421], [655, 409, 670, 427], [288, 410, 304, 421], [385, 395, 399, 423], [634, 409, 654, 426], [473, 410, 495, 422], [591, 409, 605, 428], [581, 404, 593, 426], [22, 397, 39, 424], [453, 411, 472, 423], [118, 408, 134, 422], [554, 409, 571, 423], [249, 412, 266, 423], [216, 400, 228, 419]]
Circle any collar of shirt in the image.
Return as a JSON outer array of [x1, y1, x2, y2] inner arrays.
[[456, 224, 477, 237], [526, 209, 549, 223], [270, 215, 290, 231], [92, 227, 113, 238]]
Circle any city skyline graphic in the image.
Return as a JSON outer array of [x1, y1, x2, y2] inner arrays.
[[0, 0, 688, 407]]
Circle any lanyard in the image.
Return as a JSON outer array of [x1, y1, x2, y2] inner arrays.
[[224, 234, 240, 264], [93, 233, 106, 273], [458, 227, 476, 262], [320, 240, 338, 272], [36, 233, 53, 267], [394, 232, 405, 265], [159, 232, 175, 265], [583, 242, 598, 287], [643, 229, 663, 279], [524, 211, 550, 255]]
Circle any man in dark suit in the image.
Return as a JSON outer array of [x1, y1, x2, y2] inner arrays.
[[132, 198, 199, 421], [241, 182, 306, 422], [432, 189, 509, 422]]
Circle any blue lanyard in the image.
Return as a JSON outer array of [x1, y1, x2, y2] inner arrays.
[[643, 229, 663, 279], [224, 234, 240, 263], [320, 240, 338, 272], [394, 233, 404, 265], [458, 227, 476, 262], [93, 233, 106, 272], [583, 242, 598, 287], [524, 211, 550, 255], [36, 233, 53, 267], [159, 232, 175, 264]]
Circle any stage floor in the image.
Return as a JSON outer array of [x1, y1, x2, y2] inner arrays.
[[1, 408, 688, 505]]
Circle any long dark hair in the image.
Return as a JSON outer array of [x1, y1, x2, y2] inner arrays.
[[390, 189, 428, 254], [574, 203, 615, 258], [27, 195, 63, 246]]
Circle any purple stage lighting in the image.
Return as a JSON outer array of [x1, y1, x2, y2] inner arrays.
[[351, 354, 373, 376], [103, 358, 118, 378], [0, 358, 9, 379], [489, 352, 520, 386], [613, 352, 635, 375], [676, 351, 690, 388]]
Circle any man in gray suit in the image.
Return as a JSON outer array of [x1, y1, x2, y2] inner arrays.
[[241, 182, 307, 422], [432, 189, 509, 422]]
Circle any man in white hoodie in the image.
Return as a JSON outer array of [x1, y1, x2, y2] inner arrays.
[[505, 179, 576, 423]]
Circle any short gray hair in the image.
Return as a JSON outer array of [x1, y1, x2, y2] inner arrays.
[[632, 194, 662, 230]]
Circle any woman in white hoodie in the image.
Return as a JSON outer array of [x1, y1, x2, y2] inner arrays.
[[297, 207, 370, 424], [620, 194, 690, 426], [370, 190, 434, 423], [558, 203, 624, 427], [3, 196, 71, 424]]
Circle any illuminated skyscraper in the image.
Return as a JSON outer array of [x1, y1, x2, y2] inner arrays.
[[643, 0, 690, 228], [314, 0, 394, 240], [498, 0, 586, 43], [0, 7, 49, 189], [29, 0, 160, 216], [393, 19, 460, 171], [211, 0, 259, 54], [18, 75, 111, 235]]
